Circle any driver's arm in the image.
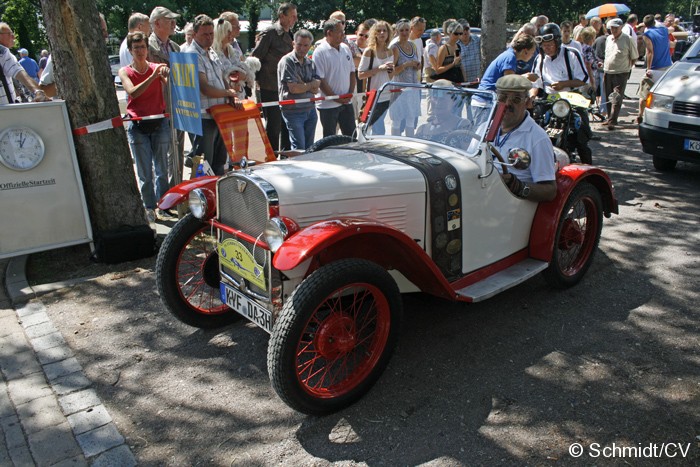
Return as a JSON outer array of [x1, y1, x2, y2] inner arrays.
[[502, 175, 557, 202]]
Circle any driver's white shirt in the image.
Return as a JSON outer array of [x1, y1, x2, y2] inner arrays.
[[494, 113, 555, 184]]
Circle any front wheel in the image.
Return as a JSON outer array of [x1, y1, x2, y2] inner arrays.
[[652, 155, 677, 172], [267, 259, 402, 415], [542, 182, 603, 288], [156, 214, 240, 328]]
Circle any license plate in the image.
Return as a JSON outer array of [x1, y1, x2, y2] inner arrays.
[[546, 127, 563, 138], [684, 139, 700, 153], [220, 283, 273, 333]]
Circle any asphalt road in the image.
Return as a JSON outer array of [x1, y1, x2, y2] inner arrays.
[[41, 68, 700, 466]]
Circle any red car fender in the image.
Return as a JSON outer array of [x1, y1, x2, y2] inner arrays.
[[529, 165, 618, 262], [272, 218, 457, 300], [157, 176, 218, 211]]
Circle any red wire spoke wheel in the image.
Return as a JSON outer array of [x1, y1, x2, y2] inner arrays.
[[268, 259, 402, 415], [543, 182, 603, 288], [156, 214, 240, 328]]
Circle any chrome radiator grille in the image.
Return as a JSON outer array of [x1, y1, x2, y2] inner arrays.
[[217, 174, 270, 235], [217, 173, 272, 297]]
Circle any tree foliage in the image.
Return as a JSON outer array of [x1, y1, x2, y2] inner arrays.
[[0, 0, 46, 57]]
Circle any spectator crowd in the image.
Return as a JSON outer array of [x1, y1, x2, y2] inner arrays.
[[0, 5, 684, 221]]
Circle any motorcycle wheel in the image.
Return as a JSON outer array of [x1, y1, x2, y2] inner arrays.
[[156, 214, 240, 328]]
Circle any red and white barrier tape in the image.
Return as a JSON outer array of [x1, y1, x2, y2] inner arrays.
[[72, 113, 169, 136], [72, 80, 479, 136]]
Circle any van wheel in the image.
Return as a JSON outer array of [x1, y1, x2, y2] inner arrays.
[[652, 155, 677, 172]]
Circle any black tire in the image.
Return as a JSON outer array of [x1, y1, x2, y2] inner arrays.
[[305, 134, 354, 153], [653, 155, 677, 172], [156, 214, 240, 328], [542, 182, 603, 288], [267, 259, 402, 415]]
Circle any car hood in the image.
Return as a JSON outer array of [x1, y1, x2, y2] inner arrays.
[[248, 147, 426, 205], [654, 61, 700, 102]]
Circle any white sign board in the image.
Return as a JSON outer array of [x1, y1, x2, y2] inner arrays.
[[0, 100, 92, 259]]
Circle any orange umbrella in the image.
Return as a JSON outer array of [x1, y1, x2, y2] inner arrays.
[[585, 3, 630, 19]]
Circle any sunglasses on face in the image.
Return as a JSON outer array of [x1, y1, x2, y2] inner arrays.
[[497, 93, 528, 105], [358, 33, 369, 38], [453, 31, 463, 36], [534, 34, 555, 43]]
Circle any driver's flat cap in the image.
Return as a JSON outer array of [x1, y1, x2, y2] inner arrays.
[[496, 74, 532, 93]]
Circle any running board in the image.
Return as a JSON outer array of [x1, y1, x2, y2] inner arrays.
[[456, 259, 549, 302]]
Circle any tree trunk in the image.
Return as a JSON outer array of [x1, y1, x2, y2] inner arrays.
[[39, 0, 147, 231], [480, 0, 508, 74]]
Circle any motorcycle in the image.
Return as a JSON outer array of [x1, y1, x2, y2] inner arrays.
[[531, 91, 593, 165]]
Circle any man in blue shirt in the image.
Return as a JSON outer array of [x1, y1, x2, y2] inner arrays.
[[637, 14, 672, 123], [18, 48, 40, 82]]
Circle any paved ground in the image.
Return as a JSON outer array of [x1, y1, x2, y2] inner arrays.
[[3, 66, 699, 465], [0, 257, 137, 466]]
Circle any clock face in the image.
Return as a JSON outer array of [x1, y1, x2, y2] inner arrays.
[[0, 127, 46, 171]]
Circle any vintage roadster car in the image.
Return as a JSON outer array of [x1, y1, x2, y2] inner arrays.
[[156, 82, 618, 415]]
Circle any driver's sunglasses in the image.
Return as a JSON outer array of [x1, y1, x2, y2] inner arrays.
[[534, 33, 555, 43], [496, 93, 528, 105]]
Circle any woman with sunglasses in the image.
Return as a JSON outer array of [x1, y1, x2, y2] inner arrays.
[[432, 21, 464, 83], [213, 17, 250, 100], [358, 21, 395, 134]]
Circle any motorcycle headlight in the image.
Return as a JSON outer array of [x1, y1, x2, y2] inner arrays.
[[552, 99, 571, 118], [188, 189, 208, 219], [646, 93, 674, 112], [264, 218, 289, 253]]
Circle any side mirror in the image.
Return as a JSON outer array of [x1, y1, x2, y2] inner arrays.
[[507, 148, 531, 170]]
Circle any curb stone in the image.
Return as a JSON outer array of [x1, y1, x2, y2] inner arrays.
[[1, 258, 137, 466]]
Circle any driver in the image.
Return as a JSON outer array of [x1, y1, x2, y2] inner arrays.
[[529, 23, 593, 165], [493, 75, 556, 202]]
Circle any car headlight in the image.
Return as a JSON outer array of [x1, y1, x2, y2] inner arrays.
[[188, 189, 208, 219], [264, 218, 289, 252], [551, 99, 571, 118], [646, 93, 674, 112]]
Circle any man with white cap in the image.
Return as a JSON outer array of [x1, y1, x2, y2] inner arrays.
[[602, 17, 637, 130], [494, 74, 557, 202], [148, 6, 180, 66], [148, 5, 182, 193]]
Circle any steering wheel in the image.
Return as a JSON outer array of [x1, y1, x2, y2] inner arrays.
[[488, 143, 508, 175], [444, 129, 481, 151]]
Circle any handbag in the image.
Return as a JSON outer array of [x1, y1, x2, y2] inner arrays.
[[133, 118, 164, 134]]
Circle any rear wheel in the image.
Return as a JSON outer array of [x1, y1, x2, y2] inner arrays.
[[652, 155, 677, 172], [542, 183, 603, 288], [267, 259, 402, 415], [156, 214, 239, 328], [305, 135, 354, 153]]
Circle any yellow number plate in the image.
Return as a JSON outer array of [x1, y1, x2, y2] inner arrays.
[[218, 238, 266, 290]]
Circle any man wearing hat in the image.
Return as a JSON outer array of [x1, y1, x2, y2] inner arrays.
[[148, 6, 180, 65], [603, 18, 637, 129], [18, 48, 40, 83], [495, 74, 557, 202], [148, 6, 183, 193]]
